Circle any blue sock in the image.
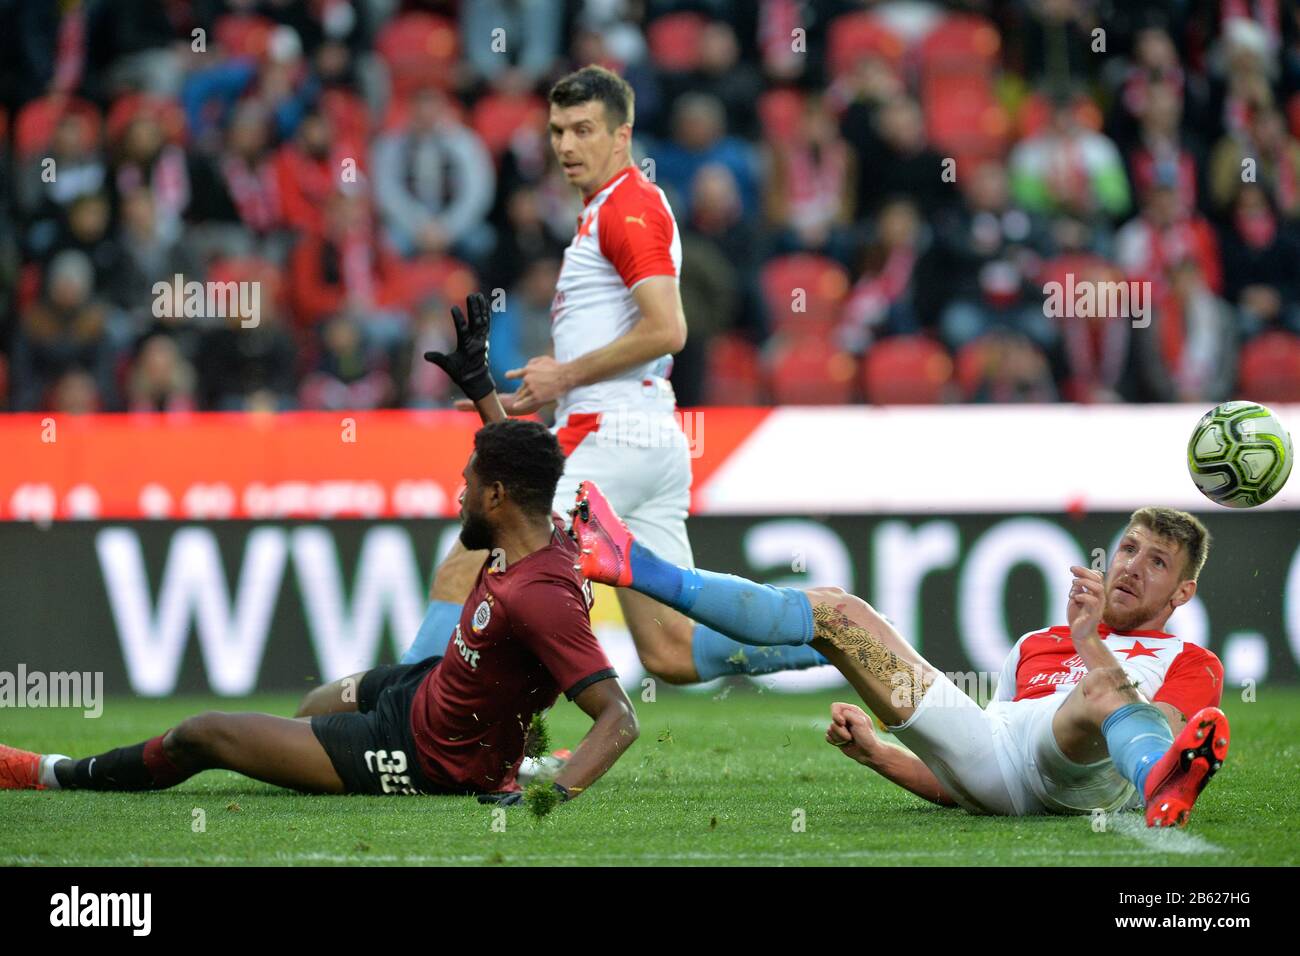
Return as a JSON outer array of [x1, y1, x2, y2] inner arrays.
[[401, 599, 462, 664], [1100, 702, 1174, 799], [628, 541, 815, 647], [691, 623, 829, 680]]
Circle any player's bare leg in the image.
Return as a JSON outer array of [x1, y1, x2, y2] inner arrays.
[[614, 589, 698, 684], [1050, 665, 1231, 826], [430, 539, 488, 603], [803, 587, 942, 728], [294, 672, 367, 717], [165, 713, 346, 792], [1, 713, 345, 794], [1051, 665, 1150, 764], [398, 540, 487, 664], [573, 480, 939, 719]]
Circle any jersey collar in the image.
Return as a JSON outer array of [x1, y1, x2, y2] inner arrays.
[[582, 165, 636, 206], [1098, 623, 1175, 639]]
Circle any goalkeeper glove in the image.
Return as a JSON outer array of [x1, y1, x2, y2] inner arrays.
[[424, 291, 496, 402]]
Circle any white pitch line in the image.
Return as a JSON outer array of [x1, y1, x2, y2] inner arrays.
[[4, 845, 1182, 867], [1109, 813, 1224, 856]]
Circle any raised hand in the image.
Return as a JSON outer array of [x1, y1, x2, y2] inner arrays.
[[1066, 565, 1106, 646], [424, 292, 495, 402]]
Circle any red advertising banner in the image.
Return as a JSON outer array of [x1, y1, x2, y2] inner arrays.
[[0, 409, 772, 521]]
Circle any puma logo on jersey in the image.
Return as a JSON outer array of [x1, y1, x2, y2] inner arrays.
[[625, 214, 646, 227]]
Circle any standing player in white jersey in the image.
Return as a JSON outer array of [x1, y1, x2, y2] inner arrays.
[[575, 484, 1231, 828], [400, 65, 827, 684]]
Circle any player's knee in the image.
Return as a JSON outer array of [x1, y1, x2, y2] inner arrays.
[[293, 686, 330, 717], [293, 687, 322, 718], [803, 585, 847, 605], [638, 644, 697, 685], [1081, 665, 1142, 715], [802, 586, 860, 618], [169, 711, 234, 762], [431, 548, 485, 602], [803, 586, 878, 631]]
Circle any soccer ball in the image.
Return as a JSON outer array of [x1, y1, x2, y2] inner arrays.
[[1187, 401, 1294, 508]]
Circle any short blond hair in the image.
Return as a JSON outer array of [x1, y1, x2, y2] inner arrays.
[[1126, 507, 1212, 581]]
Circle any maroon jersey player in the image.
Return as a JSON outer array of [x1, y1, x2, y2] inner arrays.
[[1, 295, 639, 804]]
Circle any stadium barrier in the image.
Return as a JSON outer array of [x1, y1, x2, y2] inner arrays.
[[3, 407, 1296, 695], [2, 511, 1295, 695], [4, 405, 1298, 521]]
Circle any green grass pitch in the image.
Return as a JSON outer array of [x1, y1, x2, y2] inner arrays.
[[3, 686, 1298, 866]]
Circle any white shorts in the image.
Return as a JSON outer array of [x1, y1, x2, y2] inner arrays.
[[550, 417, 694, 569], [887, 676, 1136, 816]]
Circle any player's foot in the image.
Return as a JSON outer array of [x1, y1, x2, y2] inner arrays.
[[572, 481, 634, 586], [0, 743, 45, 790], [517, 748, 573, 786], [1143, 706, 1229, 828]]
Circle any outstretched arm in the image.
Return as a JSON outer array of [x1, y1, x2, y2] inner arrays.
[[554, 678, 639, 797], [826, 702, 956, 807]]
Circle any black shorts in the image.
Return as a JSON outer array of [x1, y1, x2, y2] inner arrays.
[[310, 657, 462, 796]]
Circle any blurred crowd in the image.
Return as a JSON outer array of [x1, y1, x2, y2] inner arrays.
[[3, 0, 1300, 413]]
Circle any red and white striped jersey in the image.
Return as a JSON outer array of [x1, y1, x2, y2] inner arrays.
[[993, 624, 1224, 719], [551, 166, 682, 440]]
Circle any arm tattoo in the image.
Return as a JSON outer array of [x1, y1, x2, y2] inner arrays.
[[812, 603, 930, 708]]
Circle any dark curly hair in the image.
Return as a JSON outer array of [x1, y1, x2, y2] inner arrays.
[[548, 64, 635, 129], [471, 419, 566, 517]]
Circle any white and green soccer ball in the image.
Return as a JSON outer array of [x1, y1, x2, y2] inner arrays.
[[1187, 401, 1294, 508]]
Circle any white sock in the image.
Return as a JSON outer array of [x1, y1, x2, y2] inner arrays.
[[39, 754, 69, 789]]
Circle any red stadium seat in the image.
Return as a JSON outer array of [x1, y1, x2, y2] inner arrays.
[[918, 13, 1001, 75], [471, 92, 547, 158], [214, 13, 276, 60], [921, 71, 1007, 157], [757, 88, 804, 143], [14, 95, 101, 157], [646, 13, 708, 72], [827, 12, 906, 79], [861, 335, 953, 404], [106, 93, 187, 146], [396, 256, 479, 311], [1238, 331, 1300, 403], [766, 334, 857, 405], [704, 334, 764, 406], [760, 254, 850, 334], [376, 13, 458, 97]]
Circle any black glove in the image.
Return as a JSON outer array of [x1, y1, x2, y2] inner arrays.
[[424, 292, 495, 402], [476, 783, 572, 806]]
